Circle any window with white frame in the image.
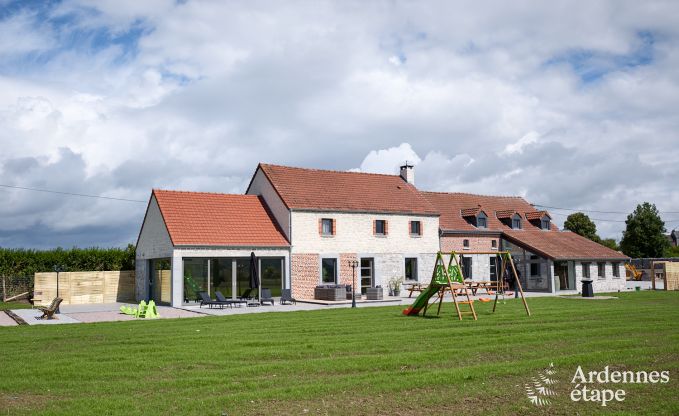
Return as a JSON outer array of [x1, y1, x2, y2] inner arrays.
[[597, 262, 606, 279], [582, 262, 591, 278]]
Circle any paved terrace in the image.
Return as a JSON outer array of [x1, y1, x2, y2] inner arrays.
[[0, 282, 653, 326]]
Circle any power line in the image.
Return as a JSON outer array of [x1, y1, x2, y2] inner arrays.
[[549, 211, 679, 224], [534, 203, 679, 215], [0, 184, 146, 203]]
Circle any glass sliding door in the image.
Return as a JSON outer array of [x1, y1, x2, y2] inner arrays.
[[260, 258, 283, 297], [183, 258, 208, 303], [210, 259, 233, 298], [236, 258, 252, 297], [360, 258, 374, 294]]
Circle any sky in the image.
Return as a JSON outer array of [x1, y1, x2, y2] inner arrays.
[[0, 0, 678, 248]]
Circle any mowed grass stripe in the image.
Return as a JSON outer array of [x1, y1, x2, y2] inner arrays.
[[0, 291, 678, 415]]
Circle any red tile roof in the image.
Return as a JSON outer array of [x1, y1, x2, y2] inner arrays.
[[257, 164, 438, 215], [461, 206, 483, 217], [503, 230, 628, 260], [525, 211, 551, 220], [152, 190, 289, 247], [422, 192, 555, 231], [495, 209, 519, 219]]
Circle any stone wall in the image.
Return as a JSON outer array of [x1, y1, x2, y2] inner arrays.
[[291, 253, 320, 299], [575, 261, 626, 293], [440, 235, 500, 252]]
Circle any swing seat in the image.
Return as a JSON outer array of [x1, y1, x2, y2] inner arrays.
[[487, 290, 495, 295], [479, 297, 491, 303], [505, 291, 515, 296]]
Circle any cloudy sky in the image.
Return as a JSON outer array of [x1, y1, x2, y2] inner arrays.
[[1, 0, 678, 248]]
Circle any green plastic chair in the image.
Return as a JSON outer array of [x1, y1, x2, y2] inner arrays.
[[119, 305, 137, 316], [145, 300, 159, 319], [135, 300, 148, 318]]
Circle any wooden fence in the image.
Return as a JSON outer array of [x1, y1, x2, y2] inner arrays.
[[660, 262, 679, 291], [33, 271, 135, 306]]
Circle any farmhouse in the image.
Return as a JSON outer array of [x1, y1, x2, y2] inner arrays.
[[423, 192, 629, 293], [135, 163, 628, 306]]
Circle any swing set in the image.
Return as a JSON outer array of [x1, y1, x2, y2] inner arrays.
[[403, 250, 530, 320]]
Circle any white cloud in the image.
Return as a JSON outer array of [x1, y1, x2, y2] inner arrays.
[[1, 0, 679, 246]]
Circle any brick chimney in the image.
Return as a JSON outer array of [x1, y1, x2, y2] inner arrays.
[[399, 162, 415, 185]]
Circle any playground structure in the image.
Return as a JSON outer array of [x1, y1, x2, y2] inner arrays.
[[403, 250, 530, 320]]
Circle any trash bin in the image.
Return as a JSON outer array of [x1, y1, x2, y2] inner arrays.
[[582, 278, 594, 297]]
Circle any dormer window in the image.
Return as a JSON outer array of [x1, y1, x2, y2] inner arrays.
[[512, 215, 522, 229], [525, 211, 552, 230], [476, 212, 487, 229], [462, 206, 488, 229]]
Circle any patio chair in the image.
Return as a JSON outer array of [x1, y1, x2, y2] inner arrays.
[[280, 289, 296, 305], [239, 288, 256, 301], [216, 291, 246, 308], [37, 297, 63, 320], [198, 291, 225, 309], [260, 288, 275, 306]]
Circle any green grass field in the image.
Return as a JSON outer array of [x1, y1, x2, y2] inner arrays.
[[1, 291, 678, 415], [0, 301, 31, 311]]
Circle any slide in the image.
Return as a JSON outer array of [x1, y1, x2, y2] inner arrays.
[[402, 285, 441, 316], [403, 254, 466, 316]]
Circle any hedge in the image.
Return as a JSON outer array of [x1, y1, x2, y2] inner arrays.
[[0, 245, 136, 278]]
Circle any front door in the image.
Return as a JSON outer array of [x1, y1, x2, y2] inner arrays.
[[360, 258, 374, 294], [555, 262, 569, 290]]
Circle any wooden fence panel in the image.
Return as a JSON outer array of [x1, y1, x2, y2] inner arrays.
[[33, 271, 136, 306], [665, 262, 679, 291]]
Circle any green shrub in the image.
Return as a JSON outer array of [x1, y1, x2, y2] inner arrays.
[[0, 244, 136, 278]]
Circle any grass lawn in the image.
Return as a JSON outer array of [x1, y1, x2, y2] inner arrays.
[[1, 291, 678, 415], [0, 301, 32, 311]]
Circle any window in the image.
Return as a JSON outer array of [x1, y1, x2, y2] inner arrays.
[[320, 218, 334, 236], [461, 256, 472, 279], [598, 262, 606, 279], [489, 257, 498, 281], [410, 220, 421, 236], [582, 263, 591, 278], [405, 258, 418, 281], [491, 240, 497, 249], [463, 239, 470, 249], [374, 219, 387, 236], [321, 258, 337, 284], [477, 215, 487, 229], [541, 218, 551, 230], [612, 262, 620, 278], [530, 262, 540, 277], [512, 216, 522, 229]]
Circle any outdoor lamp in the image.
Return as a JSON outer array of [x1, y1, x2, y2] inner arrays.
[[349, 260, 359, 308]]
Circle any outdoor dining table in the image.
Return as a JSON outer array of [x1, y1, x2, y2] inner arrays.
[[406, 283, 425, 298]]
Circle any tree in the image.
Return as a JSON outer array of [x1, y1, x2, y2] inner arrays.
[[665, 245, 679, 258], [600, 238, 619, 251], [620, 202, 669, 258], [564, 212, 600, 242]]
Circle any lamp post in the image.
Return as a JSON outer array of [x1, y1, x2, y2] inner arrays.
[[349, 260, 359, 308], [53, 265, 63, 314]]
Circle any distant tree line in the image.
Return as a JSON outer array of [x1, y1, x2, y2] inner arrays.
[[0, 245, 135, 278], [563, 202, 678, 258]]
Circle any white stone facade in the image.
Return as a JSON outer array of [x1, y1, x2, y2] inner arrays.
[[575, 261, 626, 293], [135, 195, 173, 301], [290, 211, 439, 254], [246, 168, 291, 240]]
